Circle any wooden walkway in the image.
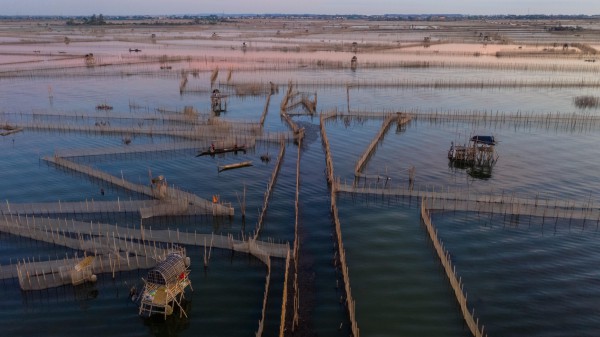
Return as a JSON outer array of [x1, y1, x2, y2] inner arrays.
[[43, 156, 234, 216]]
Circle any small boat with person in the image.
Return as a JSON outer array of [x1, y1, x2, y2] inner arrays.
[[196, 143, 246, 156]]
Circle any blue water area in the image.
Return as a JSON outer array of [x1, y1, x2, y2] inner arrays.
[[431, 212, 600, 337], [1, 58, 600, 337]]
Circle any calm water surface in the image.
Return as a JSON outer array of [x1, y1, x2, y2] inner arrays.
[[1, 44, 599, 337]]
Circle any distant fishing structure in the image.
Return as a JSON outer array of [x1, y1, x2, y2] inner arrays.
[[448, 135, 498, 166]]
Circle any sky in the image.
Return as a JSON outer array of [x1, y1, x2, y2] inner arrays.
[[3, 0, 600, 16]]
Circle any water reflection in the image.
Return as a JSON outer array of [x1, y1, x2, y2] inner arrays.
[[20, 282, 99, 311], [143, 299, 192, 337], [448, 160, 493, 180]]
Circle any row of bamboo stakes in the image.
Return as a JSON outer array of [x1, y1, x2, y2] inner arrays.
[[1, 108, 262, 127], [354, 113, 411, 176], [324, 106, 487, 336], [291, 135, 302, 332], [1, 216, 171, 286], [283, 92, 317, 115], [2, 210, 289, 258], [231, 233, 280, 337], [253, 139, 286, 240], [0, 198, 222, 219], [280, 84, 303, 136], [1, 107, 266, 133], [0, 59, 522, 81], [1, 90, 294, 331], [279, 82, 312, 144], [43, 155, 234, 217], [9, 118, 263, 139], [3, 115, 296, 146], [319, 107, 600, 337], [335, 180, 600, 222], [5, 48, 600, 81], [2, 109, 212, 125], [255, 256, 271, 337], [409, 109, 600, 126], [319, 113, 360, 337], [7, 115, 596, 334], [420, 197, 487, 337], [320, 107, 600, 122], [322, 107, 600, 135], [331, 99, 599, 337], [279, 249, 291, 337], [281, 82, 317, 331], [234, 77, 600, 90], [259, 92, 272, 126], [5, 103, 599, 146], [318, 58, 600, 73], [0, 212, 289, 278], [279, 83, 306, 335], [9, 96, 288, 328]]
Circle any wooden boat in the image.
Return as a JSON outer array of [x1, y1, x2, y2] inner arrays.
[[0, 124, 24, 136], [218, 161, 253, 172], [196, 144, 246, 157], [96, 103, 113, 110]]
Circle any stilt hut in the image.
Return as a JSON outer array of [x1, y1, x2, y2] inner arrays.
[[448, 135, 498, 166], [150, 175, 167, 199], [138, 246, 192, 319], [211, 89, 226, 113], [84, 53, 95, 66]]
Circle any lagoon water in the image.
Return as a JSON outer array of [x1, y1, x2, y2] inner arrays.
[[1, 26, 600, 337]]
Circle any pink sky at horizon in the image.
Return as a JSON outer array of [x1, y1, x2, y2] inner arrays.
[[4, 0, 600, 16]]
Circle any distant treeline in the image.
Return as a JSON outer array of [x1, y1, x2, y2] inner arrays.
[[63, 13, 225, 26], [1, 13, 599, 22], [66, 14, 106, 26], [546, 25, 584, 32]]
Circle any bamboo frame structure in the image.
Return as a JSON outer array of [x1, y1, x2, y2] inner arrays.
[[138, 245, 193, 319]]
